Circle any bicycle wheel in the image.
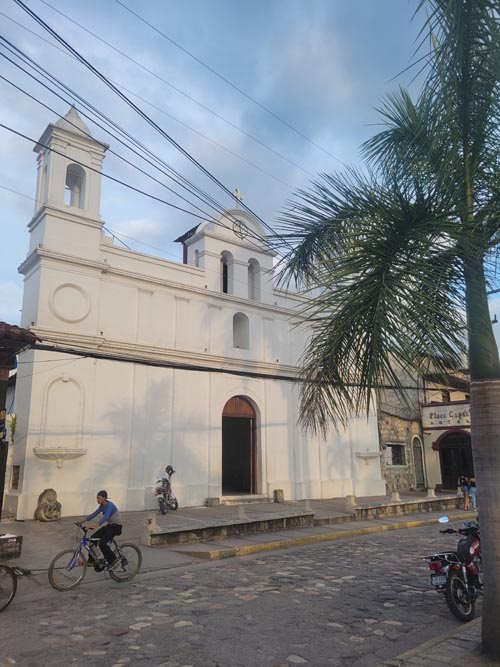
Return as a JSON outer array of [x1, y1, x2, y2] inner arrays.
[[0, 564, 17, 612], [48, 548, 87, 591], [108, 543, 142, 582]]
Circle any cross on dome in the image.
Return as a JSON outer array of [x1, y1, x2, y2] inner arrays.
[[233, 187, 244, 207]]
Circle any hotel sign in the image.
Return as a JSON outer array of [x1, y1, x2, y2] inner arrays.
[[421, 403, 471, 429]]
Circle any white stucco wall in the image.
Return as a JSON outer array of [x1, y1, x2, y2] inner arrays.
[[5, 110, 386, 519]]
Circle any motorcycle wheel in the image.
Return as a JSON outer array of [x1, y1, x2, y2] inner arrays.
[[158, 498, 167, 515], [444, 572, 476, 622], [168, 498, 179, 510]]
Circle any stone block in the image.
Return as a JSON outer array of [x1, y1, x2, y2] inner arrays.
[[205, 497, 221, 507], [273, 489, 285, 503], [345, 495, 357, 512]]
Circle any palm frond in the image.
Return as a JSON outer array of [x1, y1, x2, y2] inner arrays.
[[279, 175, 466, 433]]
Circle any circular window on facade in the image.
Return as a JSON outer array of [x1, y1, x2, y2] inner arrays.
[[49, 283, 91, 323]]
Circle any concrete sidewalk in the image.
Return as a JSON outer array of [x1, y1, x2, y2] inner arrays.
[[0, 491, 469, 572], [0, 492, 474, 568], [378, 618, 500, 667]]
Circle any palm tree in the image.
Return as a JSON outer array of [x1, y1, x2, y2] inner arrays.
[[276, 0, 500, 657]]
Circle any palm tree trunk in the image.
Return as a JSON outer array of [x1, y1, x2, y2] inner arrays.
[[464, 258, 500, 380], [465, 258, 500, 657], [469, 379, 500, 658]]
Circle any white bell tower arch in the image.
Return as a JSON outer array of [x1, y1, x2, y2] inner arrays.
[[29, 106, 108, 256]]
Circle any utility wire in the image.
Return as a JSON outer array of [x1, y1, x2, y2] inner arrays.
[[1, 184, 292, 303], [0, 123, 208, 221], [0, 68, 220, 223], [0, 61, 232, 228], [0, 39, 275, 253], [0, 11, 296, 190], [112, 0, 346, 167], [2, 122, 270, 254], [13, 0, 290, 247], [0, 37, 234, 224], [28, 0, 315, 178], [31, 341, 434, 391]]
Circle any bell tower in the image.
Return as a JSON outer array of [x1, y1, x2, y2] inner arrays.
[[28, 106, 108, 256]]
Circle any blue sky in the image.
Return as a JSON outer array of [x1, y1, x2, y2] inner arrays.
[[1, 0, 500, 351]]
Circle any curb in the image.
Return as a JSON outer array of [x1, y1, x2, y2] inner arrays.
[[379, 617, 481, 666], [175, 511, 478, 560]]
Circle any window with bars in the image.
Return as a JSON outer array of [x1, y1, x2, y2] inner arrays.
[[385, 444, 406, 466]]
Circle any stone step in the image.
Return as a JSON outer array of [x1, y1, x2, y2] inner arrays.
[[143, 510, 314, 547], [219, 494, 272, 506]]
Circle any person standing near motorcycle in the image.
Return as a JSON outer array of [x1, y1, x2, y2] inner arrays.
[[458, 474, 470, 510], [468, 475, 477, 511]]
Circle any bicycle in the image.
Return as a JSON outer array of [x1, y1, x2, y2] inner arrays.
[[0, 534, 31, 612], [48, 522, 142, 591]]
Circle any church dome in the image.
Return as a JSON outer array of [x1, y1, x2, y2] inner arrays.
[[54, 106, 92, 138]]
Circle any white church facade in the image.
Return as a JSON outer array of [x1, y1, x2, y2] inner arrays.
[[5, 108, 385, 519]]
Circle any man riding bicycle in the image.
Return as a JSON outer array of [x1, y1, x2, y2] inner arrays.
[[82, 490, 122, 570]]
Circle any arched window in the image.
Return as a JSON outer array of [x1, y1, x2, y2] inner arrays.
[[233, 312, 249, 349], [64, 163, 86, 209], [220, 251, 234, 294], [248, 258, 261, 301]]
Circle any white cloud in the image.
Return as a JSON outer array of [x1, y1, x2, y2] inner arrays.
[[110, 217, 162, 240]]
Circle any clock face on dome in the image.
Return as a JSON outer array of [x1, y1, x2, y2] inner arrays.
[[233, 219, 249, 239]]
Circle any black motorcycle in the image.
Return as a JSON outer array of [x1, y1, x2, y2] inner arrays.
[[423, 516, 482, 622], [154, 465, 178, 515]]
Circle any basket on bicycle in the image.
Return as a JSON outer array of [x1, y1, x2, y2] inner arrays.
[[0, 535, 23, 561]]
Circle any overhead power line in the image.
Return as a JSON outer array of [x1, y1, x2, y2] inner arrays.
[[1, 183, 292, 304], [31, 0, 314, 178], [112, 0, 346, 167], [30, 342, 432, 391], [0, 36, 275, 253], [0, 123, 207, 221], [1, 123, 276, 259], [0, 11, 296, 190], [13, 0, 289, 246]]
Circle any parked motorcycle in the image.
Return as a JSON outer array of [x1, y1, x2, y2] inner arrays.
[[154, 465, 179, 515], [423, 516, 482, 622]]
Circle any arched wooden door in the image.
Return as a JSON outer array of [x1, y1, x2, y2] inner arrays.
[[222, 396, 256, 494]]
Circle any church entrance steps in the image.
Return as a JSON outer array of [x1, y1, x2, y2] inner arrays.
[[218, 494, 272, 506], [144, 508, 314, 547]]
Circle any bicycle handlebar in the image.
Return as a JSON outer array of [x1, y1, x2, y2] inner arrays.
[[74, 521, 88, 532]]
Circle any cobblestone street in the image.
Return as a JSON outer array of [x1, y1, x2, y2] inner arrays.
[[0, 525, 475, 667]]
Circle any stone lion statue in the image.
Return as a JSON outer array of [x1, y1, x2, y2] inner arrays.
[[34, 488, 62, 521]]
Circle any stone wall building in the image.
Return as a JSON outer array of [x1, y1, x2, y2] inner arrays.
[[376, 367, 471, 493], [377, 370, 424, 493]]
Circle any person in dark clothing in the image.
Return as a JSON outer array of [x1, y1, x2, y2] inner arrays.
[[82, 490, 122, 569], [458, 474, 470, 510]]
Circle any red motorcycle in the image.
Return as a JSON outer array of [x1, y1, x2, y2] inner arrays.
[[423, 516, 482, 622]]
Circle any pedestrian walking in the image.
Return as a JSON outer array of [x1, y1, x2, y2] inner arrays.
[[458, 474, 469, 509], [468, 475, 477, 511]]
